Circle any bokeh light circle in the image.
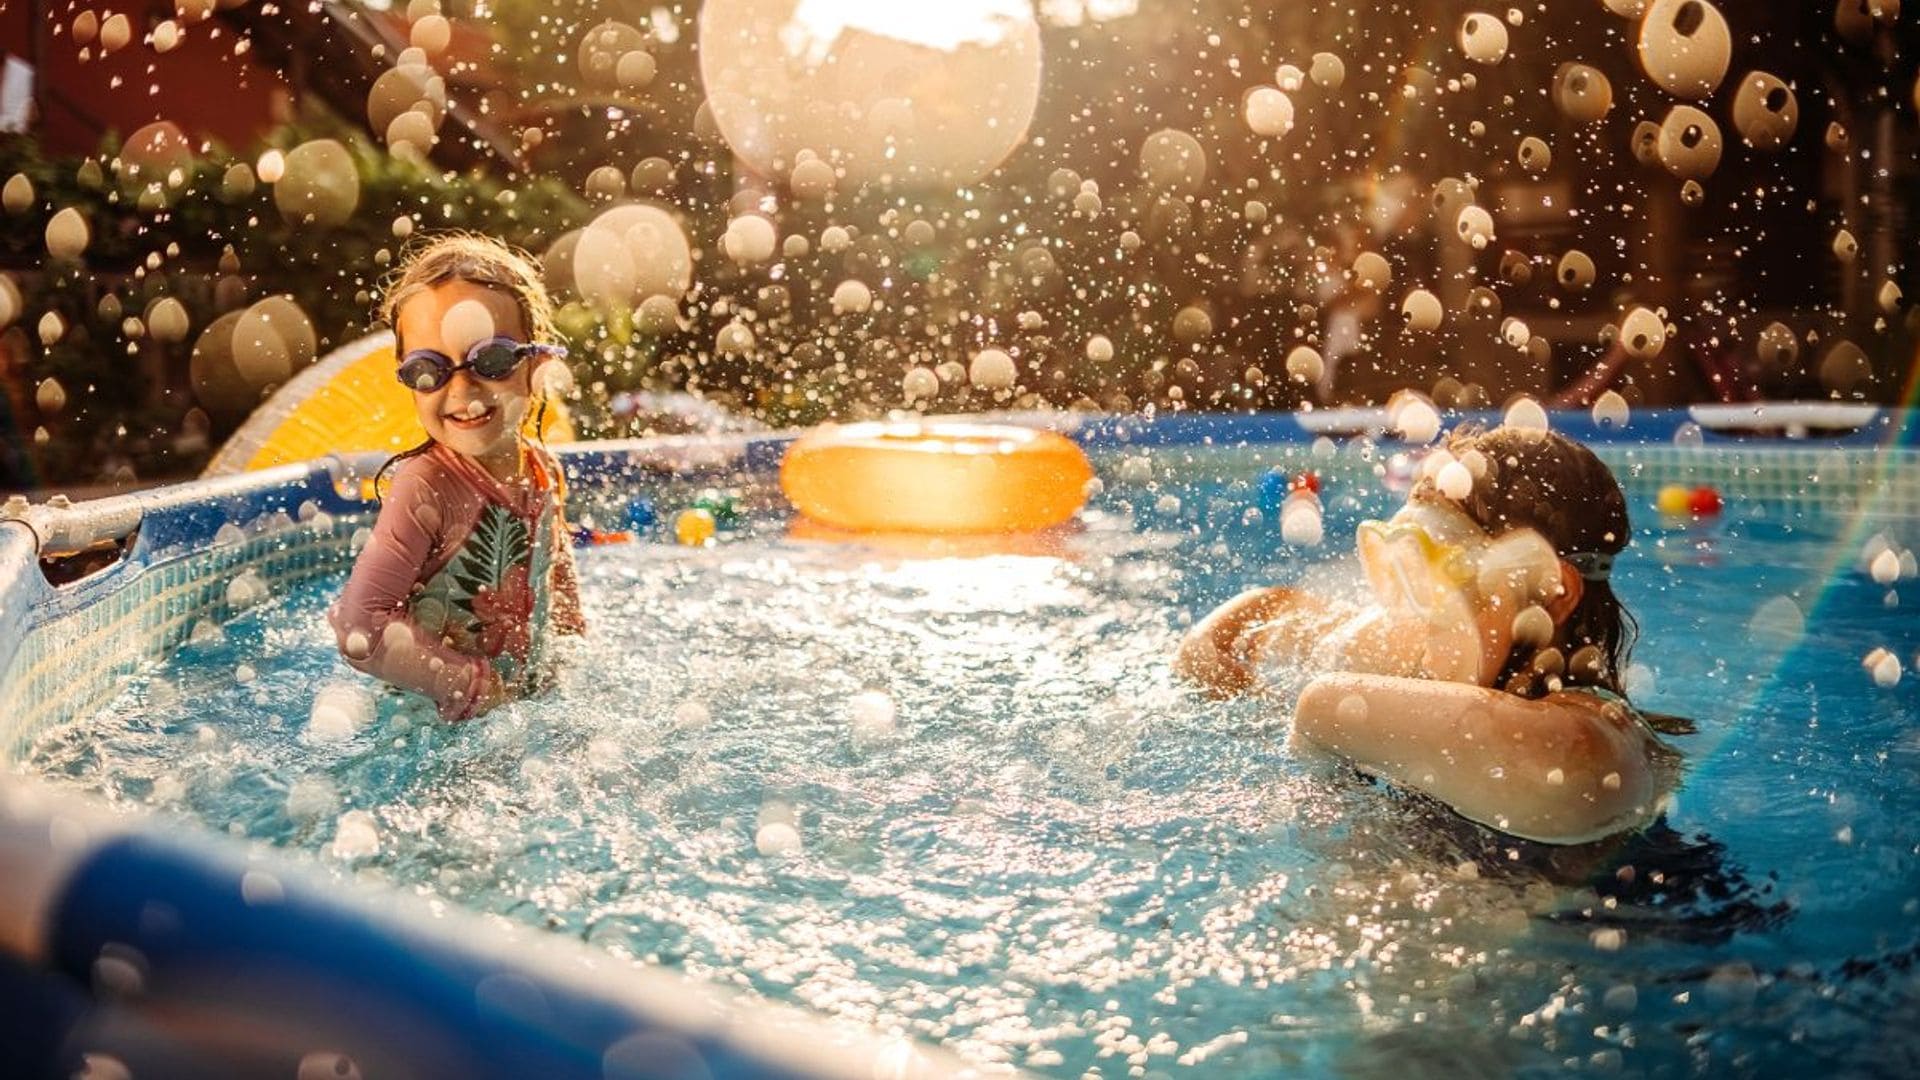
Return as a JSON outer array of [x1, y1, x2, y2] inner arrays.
[[698, 0, 1043, 187]]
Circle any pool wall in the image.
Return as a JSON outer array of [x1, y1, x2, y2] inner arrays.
[[2, 407, 1916, 1076]]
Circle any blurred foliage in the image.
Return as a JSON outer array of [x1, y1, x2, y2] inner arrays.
[[4, 0, 1918, 490], [0, 100, 589, 488]]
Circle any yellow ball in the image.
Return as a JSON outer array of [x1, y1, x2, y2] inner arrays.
[[675, 507, 716, 547], [1656, 484, 1691, 517]]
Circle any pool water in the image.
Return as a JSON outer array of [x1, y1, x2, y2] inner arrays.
[[28, 446, 1920, 1077]]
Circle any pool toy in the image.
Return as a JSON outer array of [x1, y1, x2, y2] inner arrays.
[[675, 507, 717, 547], [690, 487, 742, 526], [203, 331, 575, 477], [779, 422, 1094, 534], [786, 515, 1069, 558], [1257, 468, 1290, 515], [623, 495, 658, 531], [1258, 468, 1320, 517], [1656, 484, 1692, 516], [1687, 486, 1724, 517], [570, 526, 632, 547]]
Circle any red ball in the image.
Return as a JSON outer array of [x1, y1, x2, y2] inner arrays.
[[1291, 471, 1322, 495], [1687, 486, 1723, 517]]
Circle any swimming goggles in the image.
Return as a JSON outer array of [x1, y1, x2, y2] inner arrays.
[[396, 336, 568, 393]]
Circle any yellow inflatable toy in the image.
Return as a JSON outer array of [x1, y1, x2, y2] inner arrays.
[[780, 422, 1093, 534], [203, 331, 573, 477]]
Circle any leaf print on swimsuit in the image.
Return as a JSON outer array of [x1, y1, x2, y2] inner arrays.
[[446, 504, 535, 665]]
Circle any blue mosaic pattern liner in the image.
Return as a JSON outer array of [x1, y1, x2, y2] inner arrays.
[[3, 414, 1917, 761]]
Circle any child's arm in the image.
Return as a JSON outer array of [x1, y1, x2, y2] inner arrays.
[[550, 502, 586, 635], [1291, 672, 1662, 844], [328, 465, 491, 721], [535, 445, 586, 635], [1175, 587, 1311, 696], [1176, 588, 1415, 695]]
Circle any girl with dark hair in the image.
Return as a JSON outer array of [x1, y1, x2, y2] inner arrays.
[[329, 233, 585, 721], [1176, 424, 1668, 844]]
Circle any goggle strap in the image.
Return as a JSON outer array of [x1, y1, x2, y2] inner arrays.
[[1564, 551, 1614, 581]]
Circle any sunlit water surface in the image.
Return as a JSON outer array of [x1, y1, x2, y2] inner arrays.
[[30, 447, 1920, 1077]]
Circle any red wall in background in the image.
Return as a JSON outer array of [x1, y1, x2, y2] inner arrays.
[[0, 0, 288, 157]]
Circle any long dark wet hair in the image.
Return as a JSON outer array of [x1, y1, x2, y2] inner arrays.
[[1412, 424, 1638, 700], [370, 231, 560, 501]]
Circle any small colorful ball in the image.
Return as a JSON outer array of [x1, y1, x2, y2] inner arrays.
[[623, 495, 658, 530], [691, 487, 741, 526], [1687, 486, 1723, 517], [1291, 470, 1322, 495], [1257, 468, 1291, 514], [1656, 484, 1692, 516], [675, 507, 716, 546]]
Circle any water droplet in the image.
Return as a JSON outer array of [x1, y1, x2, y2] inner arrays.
[[1280, 496, 1324, 547], [670, 700, 710, 731], [1656, 105, 1723, 180], [273, 140, 359, 227], [1865, 647, 1902, 688], [969, 348, 1016, 390], [1552, 62, 1613, 123], [1617, 307, 1667, 359], [34, 377, 66, 414], [1391, 393, 1442, 442], [2, 173, 32, 214], [1637, 0, 1731, 99], [1748, 595, 1805, 648], [1309, 52, 1345, 88], [1458, 12, 1510, 64], [848, 689, 898, 749], [1591, 390, 1631, 428], [755, 820, 802, 857], [1502, 396, 1550, 431], [287, 775, 339, 821], [902, 366, 938, 403], [309, 682, 374, 742], [1285, 345, 1324, 384], [722, 214, 777, 265], [100, 13, 132, 54], [46, 207, 90, 260], [1243, 86, 1295, 138], [1139, 129, 1207, 193], [831, 279, 873, 314], [1401, 289, 1444, 331], [331, 809, 380, 859]]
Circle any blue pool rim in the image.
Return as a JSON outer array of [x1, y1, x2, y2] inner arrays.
[[1, 406, 1916, 1077]]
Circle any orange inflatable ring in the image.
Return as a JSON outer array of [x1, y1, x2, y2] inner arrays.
[[780, 422, 1094, 534]]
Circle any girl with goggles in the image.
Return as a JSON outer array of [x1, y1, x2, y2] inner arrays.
[[331, 234, 586, 724], [1176, 425, 1670, 845]]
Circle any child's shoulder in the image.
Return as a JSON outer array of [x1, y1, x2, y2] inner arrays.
[[381, 447, 458, 502]]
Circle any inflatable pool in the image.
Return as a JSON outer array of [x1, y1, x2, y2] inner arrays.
[[3, 409, 1918, 1076]]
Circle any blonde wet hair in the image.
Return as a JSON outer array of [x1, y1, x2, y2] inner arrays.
[[379, 230, 558, 357]]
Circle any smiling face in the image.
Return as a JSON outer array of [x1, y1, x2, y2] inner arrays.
[[394, 278, 543, 473]]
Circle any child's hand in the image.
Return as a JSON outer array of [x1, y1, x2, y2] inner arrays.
[[468, 665, 510, 719]]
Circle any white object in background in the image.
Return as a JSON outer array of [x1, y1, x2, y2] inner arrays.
[[0, 57, 34, 134]]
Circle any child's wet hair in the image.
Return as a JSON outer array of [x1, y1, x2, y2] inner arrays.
[[378, 231, 557, 357], [1413, 424, 1638, 699], [372, 232, 560, 499]]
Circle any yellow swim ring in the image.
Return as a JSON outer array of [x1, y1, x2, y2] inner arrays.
[[203, 331, 573, 476], [780, 422, 1094, 534]]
